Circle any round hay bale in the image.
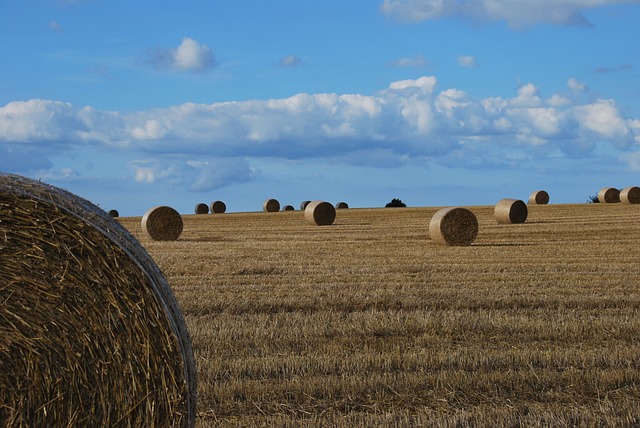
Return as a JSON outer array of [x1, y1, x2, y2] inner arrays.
[[494, 198, 528, 224], [304, 200, 336, 226], [282, 205, 295, 211], [108, 209, 119, 217], [528, 190, 549, 205], [300, 200, 311, 210], [0, 173, 196, 427], [429, 207, 478, 246], [141, 206, 184, 241], [210, 200, 226, 214], [263, 198, 280, 213], [620, 186, 640, 204], [598, 187, 621, 203], [195, 202, 209, 214], [335, 202, 349, 209]]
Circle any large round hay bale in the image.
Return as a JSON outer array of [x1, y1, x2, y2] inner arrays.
[[282, 205, 295, 211], [195, 202, 209, 214], [429, 207, 478, 246], [210, 200, 226, 213], [263, 198, 280, 212], [619, 186, 640, 204], [494, 198, 528, 224], [528, 190, 549, 205], [300, 200, 311, 210], [141, 206, 184, 241], [335, 202, 349, 209], [108, 209, 119, 217], [598, 187, 620, 203], [0, 173, 196, 427], [304, 200, 336, 226]]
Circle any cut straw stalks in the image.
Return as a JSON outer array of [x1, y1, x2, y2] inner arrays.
[[304, 200, 336, 226], [528, 190, 549, 205], [210, 200, 227, 214], [195, 203, 209, 215], [620, 186, 640, 204], [141, 206, 184, 241], [598, 187, 621, 203], [494, 198, 528, 224], [0, 173, 196, 427], [429, 207, 478, 246], [263, 198, 280, 213]]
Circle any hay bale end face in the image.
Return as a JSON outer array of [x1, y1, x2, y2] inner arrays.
[[141, 206, 184, 241], [429, 207, 478, 246], [300, 200, 311, 210], [108, 209, 119, 218], [620, 186, 640, 204], [210, 200, 227, 213], [305, 200, 336, 226], [0, 173, 196, 427], [494, 198, 528, 224], [335, 202, 349, 209], [598, 187, 621, 203], [195, 203, 209, 214], [282, 205, 295, 211], [263, 198, 280, 212], [528, 190, 549, 205]]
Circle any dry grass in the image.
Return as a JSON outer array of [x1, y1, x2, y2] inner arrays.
[[118, 203, 640, 427]]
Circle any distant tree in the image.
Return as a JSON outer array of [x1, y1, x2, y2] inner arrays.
[[385, 198, 406, 208], [587, 193, 599, 203]]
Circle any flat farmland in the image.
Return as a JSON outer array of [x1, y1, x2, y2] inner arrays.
[[118, 203, 640, 427]]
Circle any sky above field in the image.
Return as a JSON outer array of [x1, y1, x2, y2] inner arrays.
[[1, 0, 640, 215]]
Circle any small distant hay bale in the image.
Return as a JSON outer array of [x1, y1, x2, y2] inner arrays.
[[429, 207, 478, 246], [263, 198, 280, 212], [108, 209, 119, 217], [528, 190, 549, 205], [304, 200, 336, 226], [0, 173, 196, 427], [494, 198, 528, 224], [300, 200, 311, 210], [282, 205, 295, 211], [335, 202, 349, 209], [210, 200, 226, 213], [598, 187, 621, 203], [620, 186, 640, 204], [141, 206, 184, 241], [195, 203, 209, 214]]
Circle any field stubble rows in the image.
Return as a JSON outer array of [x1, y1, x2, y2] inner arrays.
[[119, 203, 640, 427]]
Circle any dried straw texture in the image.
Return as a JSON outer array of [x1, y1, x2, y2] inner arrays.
[[300, 200, 311, 210], [429, 207, 478, 246], [304, 200, 337, 226], [494, 198, 528, 224], [142, 206, 184, 241], [263, 198, 280, 213], [619, 186, 640, 204], [282, 205, 295, 211], [598, 187, 621, 203], [335, 202, 349, 209], [210, 200, 226, 214], [528, 190, 549, 205], [195, 203, 209, 215], [108, 209, 119, 217], [0, 173, 196, 427]]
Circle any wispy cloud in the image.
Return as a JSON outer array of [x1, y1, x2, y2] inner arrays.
[[389, 54, 427, 68], [457, 55, 478, 68], [143, 37, 216, 73], [593, 64, 635, 74], [278, 55, 303, 67], [48, 21, 64, 33]]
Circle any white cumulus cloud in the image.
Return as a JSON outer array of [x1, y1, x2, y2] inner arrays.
[[145, 37, 216, 73]]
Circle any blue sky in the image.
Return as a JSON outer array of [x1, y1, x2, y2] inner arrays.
[[1, 0, 639, 216]]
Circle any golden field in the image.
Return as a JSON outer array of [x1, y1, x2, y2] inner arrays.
[[118, 202, 640, 427]]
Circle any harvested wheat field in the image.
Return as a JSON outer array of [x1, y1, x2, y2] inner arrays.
[[117, 203, 640, 427]]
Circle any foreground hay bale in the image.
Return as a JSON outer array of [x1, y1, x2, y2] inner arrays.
[[263, 198, 280, 212], [598, 187, 620, 203], [0, 173, 196, 427], [141, 206, 184, 241], [494, 198, 528, 224], [528, 190, 549, 205], [210, 200, 226, 213], [429, 207, 478, 246], [305, 200, 336, 226], [300, 200, 311, 210], [619, 186, 640, 204], [335, 202, 349, 209], [195, 203, 209, 214], [108, 209, 119, 217]]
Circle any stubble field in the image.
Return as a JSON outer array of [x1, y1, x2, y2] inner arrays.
[[118, 202, 640, 427]]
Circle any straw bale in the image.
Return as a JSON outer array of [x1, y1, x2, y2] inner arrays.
[[141, 206, 184, 241], [304, 200, 336, 226], [210, 200, 226, 213], [429, 207, 478, 246], [528, 190, 549, 205], [282, 205, 295, 211], [263, 198, 280, 212], [619, 186, 640, 204], [598, 187, 620, 203], [0, 173, 196, 427], [335, 202, 349, 209], [494, 198, 528, 224], [195, 203, 209, 214], [108, 209, 119, 217], [300, 200, 311, 210]]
